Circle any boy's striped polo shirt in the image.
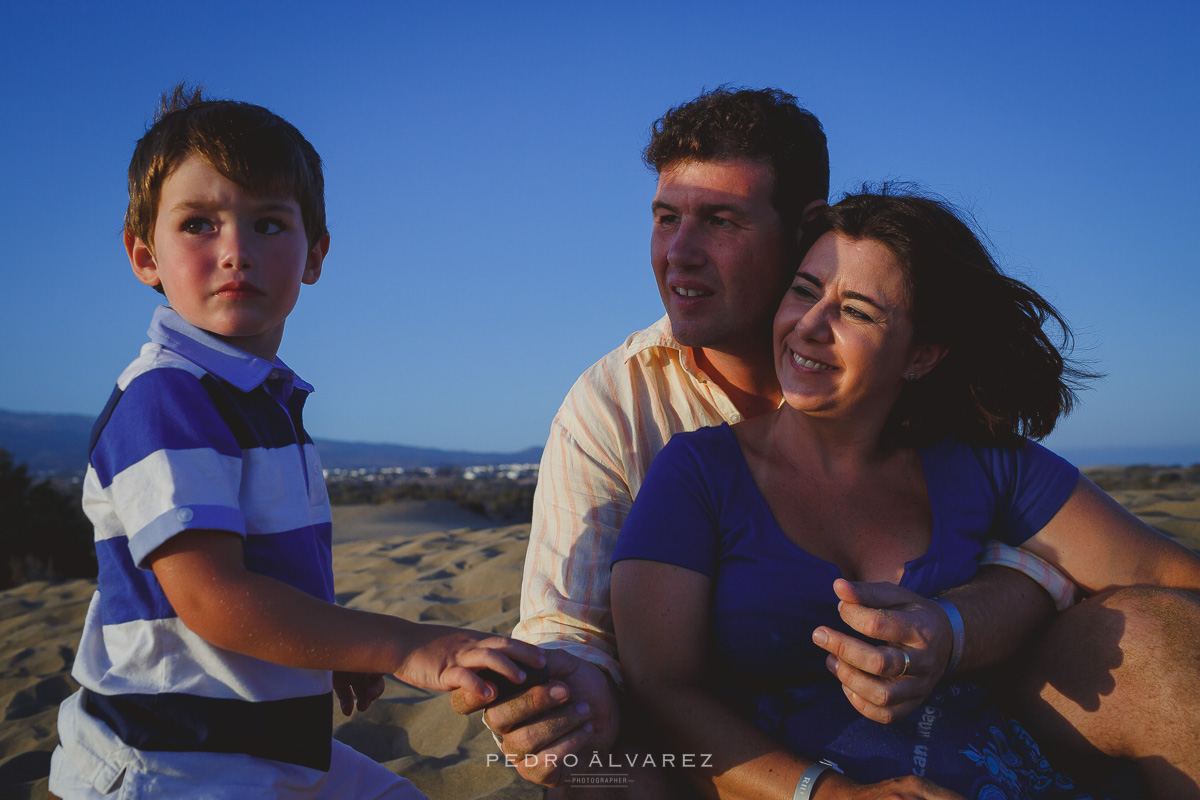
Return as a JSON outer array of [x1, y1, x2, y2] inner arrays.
[[72, 306, 335, 770]]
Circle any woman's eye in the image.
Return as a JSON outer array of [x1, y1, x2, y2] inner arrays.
[[844, 306, 873, 322], [790, 285, 817, 300], [182, 218, 213, 234], [254, 218, 284, 234]]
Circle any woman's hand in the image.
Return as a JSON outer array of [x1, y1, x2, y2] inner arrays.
[[811, 579, 952, 724]]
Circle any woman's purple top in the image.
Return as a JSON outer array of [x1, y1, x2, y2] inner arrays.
[[612, 423, 1082, 795]]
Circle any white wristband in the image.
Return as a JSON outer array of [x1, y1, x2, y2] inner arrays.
[[794, 761, 834, 800], [931, 596, 965, 676]]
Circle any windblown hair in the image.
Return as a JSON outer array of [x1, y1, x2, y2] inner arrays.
[[643, 87, 829, 227], [798, 186, 1096, 445], [125, 83, 327, 292]]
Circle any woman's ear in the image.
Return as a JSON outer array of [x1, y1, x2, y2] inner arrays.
[[907, 342, 948, 380]]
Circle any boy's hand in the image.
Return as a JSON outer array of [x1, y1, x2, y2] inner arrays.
[[394, 624, 546, 697], [333, 671, 386, 716]]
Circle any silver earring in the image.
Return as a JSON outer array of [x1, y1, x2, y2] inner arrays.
[[907, 373, 918, 381]]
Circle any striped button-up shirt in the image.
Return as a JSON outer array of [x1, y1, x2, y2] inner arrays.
[[515, 317, 748, 684]]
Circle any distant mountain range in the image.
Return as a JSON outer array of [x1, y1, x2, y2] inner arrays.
[[0, 410, 541, 474]]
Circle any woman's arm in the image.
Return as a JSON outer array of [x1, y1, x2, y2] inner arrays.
[[1021, 475, 1200, 595], [611, 559, 964, 800]]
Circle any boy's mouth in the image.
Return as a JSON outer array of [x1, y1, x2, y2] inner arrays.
[[215, 282, 265, 297]]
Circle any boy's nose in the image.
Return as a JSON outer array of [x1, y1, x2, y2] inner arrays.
[[219, 228, 254, 269]]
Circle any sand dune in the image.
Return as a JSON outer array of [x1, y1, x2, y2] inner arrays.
[[2, 490, 1197, 798]]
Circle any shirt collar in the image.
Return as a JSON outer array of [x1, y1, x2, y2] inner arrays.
[[622, 315, 706, 379], [147, 306, 313, 395]]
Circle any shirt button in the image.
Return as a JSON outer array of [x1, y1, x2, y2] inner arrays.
[[177, 508, 195, 523]]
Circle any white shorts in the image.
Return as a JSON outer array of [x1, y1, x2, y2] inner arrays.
[[50, 690, 426, 799]]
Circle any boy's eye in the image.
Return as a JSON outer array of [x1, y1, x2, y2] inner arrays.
[[254, 218, 285, 235], [182, 218, 214, 234]]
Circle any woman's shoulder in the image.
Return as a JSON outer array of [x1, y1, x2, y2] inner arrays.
[[662, 421, 740, 457], [924, 436, 1079, 513], [925, 436, 1073, 473]]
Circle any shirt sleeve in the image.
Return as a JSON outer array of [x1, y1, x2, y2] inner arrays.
[[513, 414, 631, 685], [612, 433, 720, 578], [983, 439, 1080, 547], [89, 367, 246, 567]]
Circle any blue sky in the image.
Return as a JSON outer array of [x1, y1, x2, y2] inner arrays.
[[2, 1, 1197, 462]]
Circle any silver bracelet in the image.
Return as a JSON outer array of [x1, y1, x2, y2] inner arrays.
[[931, 596, 965, 676], [793, 761, 833, 800]]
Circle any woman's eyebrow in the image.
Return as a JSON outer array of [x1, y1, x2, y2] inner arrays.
[[796, 271, 885, 310]]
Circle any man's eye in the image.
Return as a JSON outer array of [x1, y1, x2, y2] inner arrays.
[[710, 216, 734, 228], [655, 214, 679, 226], [254, 218, 284, 234], [182, 218, 213, 234]]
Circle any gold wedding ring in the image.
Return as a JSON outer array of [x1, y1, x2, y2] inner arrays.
[[897, 648, 911, 678]]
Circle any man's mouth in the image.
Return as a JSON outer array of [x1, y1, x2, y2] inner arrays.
[[672, 287, 712, 298]]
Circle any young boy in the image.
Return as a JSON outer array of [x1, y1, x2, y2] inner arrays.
[[49, 86, 543, 799]]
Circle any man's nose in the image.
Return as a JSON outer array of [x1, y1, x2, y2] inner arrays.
[[667, 220, 705, 268]]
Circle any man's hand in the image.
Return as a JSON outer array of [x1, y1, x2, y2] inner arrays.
[[449, 648, 620, 786], [811, 579, 953, 724], [333, 671, 386, 716]]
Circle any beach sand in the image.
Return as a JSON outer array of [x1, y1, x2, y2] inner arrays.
[[2, 487, 1198, 799]]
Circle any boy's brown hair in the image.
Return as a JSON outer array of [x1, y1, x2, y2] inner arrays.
[[126, 84, 327, 292]]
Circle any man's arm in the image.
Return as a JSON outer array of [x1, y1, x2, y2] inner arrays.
[[451, 415, 627, 786]]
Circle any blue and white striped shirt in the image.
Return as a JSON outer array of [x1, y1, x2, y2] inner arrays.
[[72, 306, 335, 769]]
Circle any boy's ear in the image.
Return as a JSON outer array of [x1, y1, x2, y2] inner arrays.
[[302, 233, 330, 286], [126, 230, 162, 288]]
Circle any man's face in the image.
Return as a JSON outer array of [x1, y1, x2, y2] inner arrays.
[[651, 158, 794, 355]]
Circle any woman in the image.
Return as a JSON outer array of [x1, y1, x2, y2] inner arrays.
[[610, 189, 1200, 800]]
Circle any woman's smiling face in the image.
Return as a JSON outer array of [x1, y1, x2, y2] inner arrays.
[[774, 232, 942, 423]]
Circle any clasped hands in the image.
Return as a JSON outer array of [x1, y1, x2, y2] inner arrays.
[[812, 578, 955, 724], [449, 649, 620, 786]]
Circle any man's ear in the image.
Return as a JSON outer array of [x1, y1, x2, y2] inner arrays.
[[792, 198, 828, 247], [126, 229, 161, 288], [302, 233, 330, 286], [907, 342, 949, 380]]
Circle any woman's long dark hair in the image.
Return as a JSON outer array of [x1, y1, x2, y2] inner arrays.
[[798, 186, 1098, 446]]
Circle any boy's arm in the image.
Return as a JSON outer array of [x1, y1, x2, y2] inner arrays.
[[149, 529, 544, 695]]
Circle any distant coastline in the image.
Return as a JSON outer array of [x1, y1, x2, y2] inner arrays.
[[1052, 444, 1200, 469], [1, 409, 1196, 474]]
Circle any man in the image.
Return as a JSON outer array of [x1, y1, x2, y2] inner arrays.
[[454, 88, 1200, 798]]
